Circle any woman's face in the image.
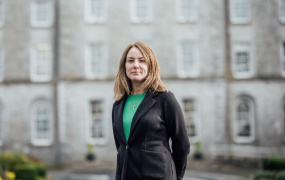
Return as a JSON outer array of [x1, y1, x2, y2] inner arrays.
[[125, 47, 148, 84]]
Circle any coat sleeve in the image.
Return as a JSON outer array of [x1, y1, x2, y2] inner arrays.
[[163, 91, 190, 180], [112, 102, 120, 152]]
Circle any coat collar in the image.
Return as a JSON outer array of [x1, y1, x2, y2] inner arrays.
[[113, 91, 157, 144]]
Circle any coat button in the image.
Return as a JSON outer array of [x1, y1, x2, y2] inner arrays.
[[126, 145, 128, 149]]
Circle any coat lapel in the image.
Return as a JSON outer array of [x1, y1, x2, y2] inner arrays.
[[128, 91, 156, 143], [113, 94, 128, 144]]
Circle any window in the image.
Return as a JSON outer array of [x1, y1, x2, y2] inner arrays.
[[281, 42, 285, 77], [178, 41, 199, 78], [176, 0, 198, 23], [85, 0, 106, 23], [31, 101, 53, 146], [231, 43, 253, 79], [230, 0, 251, 24], [31, 0, 53, 27], [183, 99, 199, 142], [279, 0, 285, 23], [233, 96, 255, 143], [0, 0, 5, 27], [85, 43, 107, 79], [87, 100, 106, 144], [131, 0, 152, 23], [0, 48, 3, 82], [283, 99, 285, 141], [30, 44, 52, 82]]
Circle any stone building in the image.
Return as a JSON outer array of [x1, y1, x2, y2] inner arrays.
[[0, 0, 284, 165]]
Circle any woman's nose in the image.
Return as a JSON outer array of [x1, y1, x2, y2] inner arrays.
[[133, 60, 139, 68]]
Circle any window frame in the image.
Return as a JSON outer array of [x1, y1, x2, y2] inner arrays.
[[182, 98, 200, 143], [0, 0, 5, 27], [86, 100, 108, 145], [84, 0, 106, 23], [130, 0, 153, 23], [279, 0, 285, 23], [177, 41, 200, 78], [31, 100, 53, 146], [231, 43, 254, 79], [233, 96, 255, 143], [85, 43, 108, 79], [230, 0, 251, 24], [30, 0, 54, 28], [30, 43, 53, 82], [176, 0, 198, 23]]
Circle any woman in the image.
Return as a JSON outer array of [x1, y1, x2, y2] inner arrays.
[[112, 41, 190, 180]]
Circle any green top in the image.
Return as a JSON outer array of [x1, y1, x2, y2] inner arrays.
[[123, 92, 146, 141]]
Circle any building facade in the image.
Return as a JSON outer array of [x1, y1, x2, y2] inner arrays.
[[0, 0, 284, 165]]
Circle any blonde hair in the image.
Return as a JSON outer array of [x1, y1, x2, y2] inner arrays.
[[114, 41, 167, 100]]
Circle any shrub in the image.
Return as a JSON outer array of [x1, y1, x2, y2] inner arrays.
[[275, 171, 285, 180], [34, 164, 47, 177], [14, 164, 37, 180], [254, 170, 276, 180], [263, 157, 285, 171]]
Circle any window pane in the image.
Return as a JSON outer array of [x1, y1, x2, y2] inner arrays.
[[0, 1, 4, 25], [90, 0, 103, 18], [281, 0, 285, 18], [237, 98, 250, 137], [91, 101, 103, 138], [36, 1, 50, 23], [137, 0, 147, 18], [235, 0, 249, 18], [183, 99, 196, 138], [35, 102, 51, 140], [181, 0, 194, 18], [90, 44, 105, 76], [181, 42, 197, 75]]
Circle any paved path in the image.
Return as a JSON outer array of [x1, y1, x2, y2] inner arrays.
[[50, 170, 250, 180]]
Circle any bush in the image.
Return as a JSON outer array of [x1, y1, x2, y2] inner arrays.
[[254, 170, 276, 180], [34, 164, 47, 177], [275, 171, 285, 180], [263, 157, 285, 171], [14, 164, 37, 180]]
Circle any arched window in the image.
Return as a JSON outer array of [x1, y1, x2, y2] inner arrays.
[[233, 96, 255, 143], [31, 100, 53, 146]]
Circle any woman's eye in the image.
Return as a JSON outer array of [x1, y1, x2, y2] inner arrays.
[[140, 60, 145, 62], [128, 60, 133, 62]]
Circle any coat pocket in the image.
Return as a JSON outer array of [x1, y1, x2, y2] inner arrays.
[[141, 150, 167, 179]]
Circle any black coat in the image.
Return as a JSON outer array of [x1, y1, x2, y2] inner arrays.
[[112, 90, 190, 180]]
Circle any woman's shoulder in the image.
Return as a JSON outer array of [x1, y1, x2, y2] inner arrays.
[[153, 90, 175, 99]]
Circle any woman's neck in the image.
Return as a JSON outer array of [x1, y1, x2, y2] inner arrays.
[[131, 82, 146, 95]]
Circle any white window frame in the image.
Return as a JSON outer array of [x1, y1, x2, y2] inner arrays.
[[230, 0, 251, 24], [281, 42, 285, 77], [0, 47, 4, 82], [183, 99, 200, 143], [279, 0, 285, 23], [86, 100, 108, 145], [31, 100, 53, 146], [233, 96, 255, 143], [30, 0, 54, 27], [85, 43, 107, 79], [176, 0, 198, 23], [231, 43, 254, 79], [0, 0, 5, 27], [30, 43, 53, 82], [177, 41, 199, 78], [130, 0, 153, 23], [85, 0, 106, 23]]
